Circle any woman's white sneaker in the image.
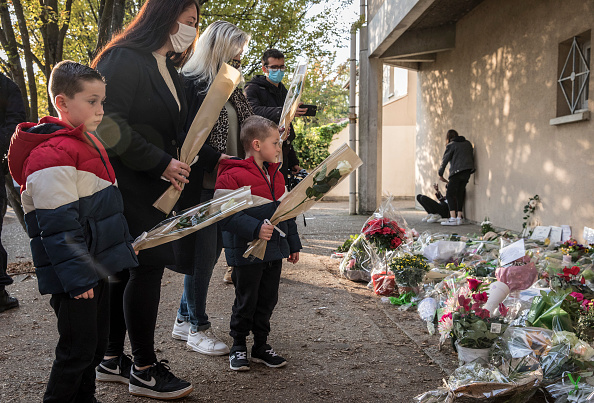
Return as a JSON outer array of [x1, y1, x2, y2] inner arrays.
[[441, 218, 459, 226], [186, 329, 230, 356], [171, 318, 190, 341]]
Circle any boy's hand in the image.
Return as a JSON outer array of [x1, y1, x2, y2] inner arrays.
[[163, 159, 191, 191], [258, 223, 274, 240], [288, 252, 299, 264], [74, 289, 94, 299]]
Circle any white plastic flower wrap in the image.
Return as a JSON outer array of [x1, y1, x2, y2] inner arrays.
[[243, 143, 362, 260], [133, 186, 259, 251]]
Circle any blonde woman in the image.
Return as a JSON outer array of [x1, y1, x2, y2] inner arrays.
[[171, 20, 253, 356]]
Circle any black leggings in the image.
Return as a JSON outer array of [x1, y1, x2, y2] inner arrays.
[[445, 170, 472, 214], [416, 194, 449, 218], [105, 265, 164, 367]]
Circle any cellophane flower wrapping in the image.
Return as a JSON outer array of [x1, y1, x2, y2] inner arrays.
[[243, 143, 362, 260], [359, 196, 414, 295], [133, 186, 257, 251], [278, 57, 308, 140], [339, 235, 375, 283]]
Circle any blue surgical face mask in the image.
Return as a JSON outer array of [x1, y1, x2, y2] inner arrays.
[[267, 69, 285, 84]]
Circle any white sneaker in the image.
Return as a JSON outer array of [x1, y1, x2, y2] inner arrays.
[[172, 318, 191, 341], [187, 329, 230, 356], [457, 217, 465, 225], [421, 214, 432, 222], [426, 214, 442, 223], [441, 218, 459, 226]]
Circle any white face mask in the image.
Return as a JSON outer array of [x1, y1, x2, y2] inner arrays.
[[170, 21, 196, 53]]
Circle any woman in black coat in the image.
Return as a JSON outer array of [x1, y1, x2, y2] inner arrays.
[[170, 20, 252, 356], [92, 0, 199, 399]]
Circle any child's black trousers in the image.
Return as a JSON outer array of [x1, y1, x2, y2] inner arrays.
[[44, 279, 108, 403], [229, 260, 282, 345]]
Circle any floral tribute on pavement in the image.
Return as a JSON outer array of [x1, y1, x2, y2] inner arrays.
[[333, 197, 594, 402]]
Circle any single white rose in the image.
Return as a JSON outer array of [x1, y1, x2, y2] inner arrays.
[[529, 200, 537, 208], [336, 160, 352, 176], [221, 198, 237, 211]]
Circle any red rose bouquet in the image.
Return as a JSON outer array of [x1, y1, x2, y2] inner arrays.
[[362, 217, 407, 252], [451, 278, 509, 349]]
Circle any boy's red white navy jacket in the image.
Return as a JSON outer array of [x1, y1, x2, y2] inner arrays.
[[215, 156, 301, 267], [8, 116, 138, 297]]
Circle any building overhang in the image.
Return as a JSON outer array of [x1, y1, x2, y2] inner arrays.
[[369, 0, 485, 69]]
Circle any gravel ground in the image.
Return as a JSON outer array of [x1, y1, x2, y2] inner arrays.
[[0, 200, 483, 402]]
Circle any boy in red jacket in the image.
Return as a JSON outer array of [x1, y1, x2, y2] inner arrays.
[[215, 115, 301, 371], [8, 60, 138, 402]]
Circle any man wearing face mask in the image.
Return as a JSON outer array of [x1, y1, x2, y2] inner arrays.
[[245, 49, 307, 184]]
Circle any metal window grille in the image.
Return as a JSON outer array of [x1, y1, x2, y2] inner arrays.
[[558, 37, 590, 114]]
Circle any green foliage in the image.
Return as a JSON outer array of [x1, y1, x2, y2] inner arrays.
[[389, 254, 430, 287], [336, 234, 358, 252], [293, 121, 347, 169], [201, 0, 350, 78]]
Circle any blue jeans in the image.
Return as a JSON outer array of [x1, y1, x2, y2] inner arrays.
[[177, 190, 223, 332]]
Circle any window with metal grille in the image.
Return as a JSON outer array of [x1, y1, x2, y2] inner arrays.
[[555, 32, 590, 118]]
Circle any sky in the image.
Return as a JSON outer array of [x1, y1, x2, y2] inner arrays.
[[306, 0, 361, 68]]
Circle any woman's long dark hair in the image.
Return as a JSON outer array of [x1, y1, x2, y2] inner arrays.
[[92, 0, 199, 68]]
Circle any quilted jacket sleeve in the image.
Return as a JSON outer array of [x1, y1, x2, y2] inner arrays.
[[25, 147, 98, 297], [284, 218, 302, 253]]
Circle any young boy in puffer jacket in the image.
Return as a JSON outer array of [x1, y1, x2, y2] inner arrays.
[[215, 115, 301, 372], [7, 60, 138, 403]]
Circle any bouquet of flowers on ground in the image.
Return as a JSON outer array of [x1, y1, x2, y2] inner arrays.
[[449, 278, 510, 349], [339, 235, 375, 283], [362, 196, 412, 296], [362, 217, 407, 252], [559, 238, 591, 262], [134, 186, 257, 251], [389, 253, 430, 289], [243, 143, 362, 260]]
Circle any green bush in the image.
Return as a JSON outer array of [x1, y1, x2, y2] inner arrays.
[[293, 121, 348, 170]]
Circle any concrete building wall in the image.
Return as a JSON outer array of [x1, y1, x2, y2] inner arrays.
[[415, 0, 594, 236], [328, 70, 417, 200]]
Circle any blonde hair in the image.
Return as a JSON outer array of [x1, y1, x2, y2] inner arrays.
[[182, 20, 250, 92]]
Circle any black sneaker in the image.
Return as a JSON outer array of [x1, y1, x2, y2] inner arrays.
[[0, 290, 18, 313], [229, 346, 250, 371], [251, 344, 287, 368], [129, 360, 193, 400], [96, 354, 133, 384]]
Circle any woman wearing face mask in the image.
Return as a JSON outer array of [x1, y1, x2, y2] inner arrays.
[[91, 0, 202, 399], [170, 20, 252, 355]]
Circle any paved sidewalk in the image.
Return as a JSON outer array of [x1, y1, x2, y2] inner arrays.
[[0, 200, 483, 402]]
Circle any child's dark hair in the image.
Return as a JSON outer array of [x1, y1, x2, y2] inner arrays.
[[240, 115, 279, 152], [49, 60, 105, 102]]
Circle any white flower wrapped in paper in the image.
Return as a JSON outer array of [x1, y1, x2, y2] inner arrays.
[[337, 160, 352, 176], [243, 144, 362, 260], [133, 186, 255, 251]]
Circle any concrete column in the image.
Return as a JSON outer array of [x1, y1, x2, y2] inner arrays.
[[358, 25, 383, 214]]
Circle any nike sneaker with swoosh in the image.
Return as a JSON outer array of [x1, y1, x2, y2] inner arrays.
[[96, 354, 133, 384], [129, 360, 193, 399]]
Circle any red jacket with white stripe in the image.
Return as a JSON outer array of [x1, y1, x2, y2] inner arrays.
[[215, 157, 301, 266], [8, 116, 138, 296]]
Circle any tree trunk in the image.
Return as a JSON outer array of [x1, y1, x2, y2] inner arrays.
[[0, 0, 30, 119], [12, 0, 38, 121], [111, 0, 126, 35], [95, 0, 115, 57]]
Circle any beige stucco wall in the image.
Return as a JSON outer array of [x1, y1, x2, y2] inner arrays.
[[328, 70, 417, 199], [415, 0, 594, 238]]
